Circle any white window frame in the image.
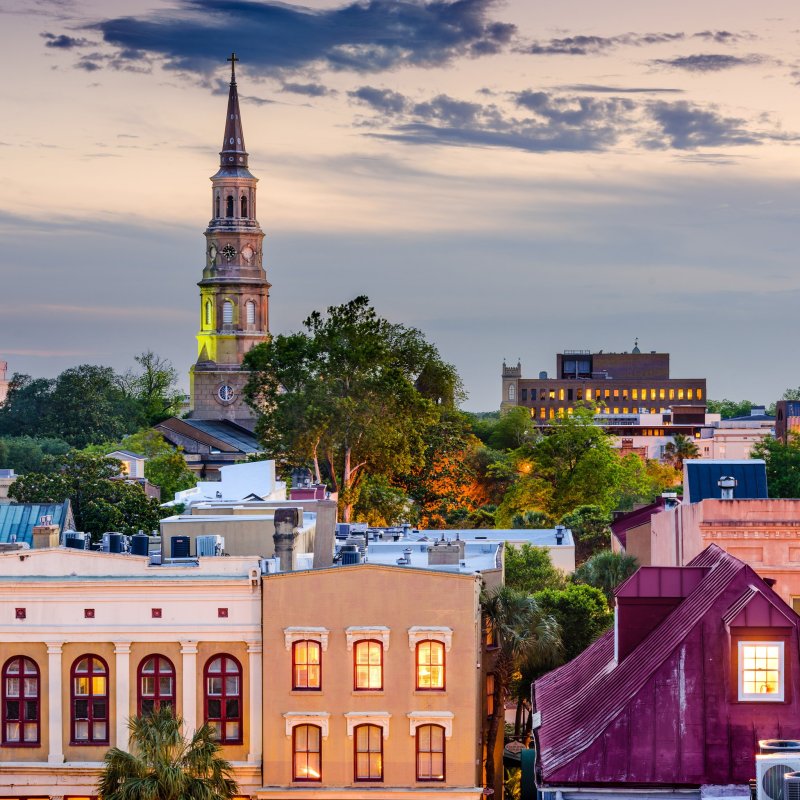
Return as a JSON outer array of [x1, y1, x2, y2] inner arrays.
[[344, 711, 391, 738], [738, 640, 785, 702], [283, 712, 330, 739], [407, 711, 453, 739], [284, 627, 329, 652], [407, 626, 452, 652], [345, 626, 390, 651]]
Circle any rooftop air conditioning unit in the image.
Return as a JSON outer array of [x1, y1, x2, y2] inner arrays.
[[196, 535, 224, 557], [757, 754, 800, 800], [785, 773, 800, 800]]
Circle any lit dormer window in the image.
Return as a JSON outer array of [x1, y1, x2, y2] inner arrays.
[[738, 641, 784, 702]]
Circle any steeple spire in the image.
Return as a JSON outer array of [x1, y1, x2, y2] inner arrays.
[[220, 52, 248, 168]]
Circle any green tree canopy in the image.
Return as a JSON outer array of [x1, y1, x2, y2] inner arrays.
[[97, 705, 237, 800], [752, 434, 800, 498], [486, 406, 537, 450], [573, 549, 639, 603], [117, 351, 183, 425], [244, 296, 462, 521], [504, 543, 566, 593], [663, 433, 700, 474], [558, 505, 612, 564], [0, 436, 70, 474], [706, 398, 755, 419]]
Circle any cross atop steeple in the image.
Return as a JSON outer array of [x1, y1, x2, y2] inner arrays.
[[227, 52, 239, 83]]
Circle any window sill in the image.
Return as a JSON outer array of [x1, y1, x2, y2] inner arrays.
[[70, 741, 110, 747], [290, 690, 324, 696], [1, 741, 41, 748], [351, 690, 384, 696], [413, 690, 446, 696]]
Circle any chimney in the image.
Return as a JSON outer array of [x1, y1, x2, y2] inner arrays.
[[273, 507, 301, 571], [32, 524, 60, 549], [718, 476, 737, 500], [427, 537, 465, 566]]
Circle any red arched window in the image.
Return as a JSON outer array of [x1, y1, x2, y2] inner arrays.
[[71, 655, 109, 744], [292, 724, 322, 781], [354, 724, 383, 782], [2, 656, 39, 746], [415, 640, 445, 690], [292, 640, 321, 690], [354, 640, 383, 691], [416, 724, 445, 781], [204, 655, 242, 744], [138, 655, 175, 716]]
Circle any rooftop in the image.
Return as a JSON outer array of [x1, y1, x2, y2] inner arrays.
[[0, 501, 73, 546], [417, 528, 574, 548], [364, 539, 502, 574], [683, 459, 768, 503]]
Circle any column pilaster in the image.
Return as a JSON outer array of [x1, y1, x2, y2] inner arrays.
[[114, 641, 132, 751], [46, 641, 64, 764], [181, 640, 199, 734], [246, 640, 263, 764]]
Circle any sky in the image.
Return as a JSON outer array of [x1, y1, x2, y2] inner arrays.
[[2, 0, 800, 411]]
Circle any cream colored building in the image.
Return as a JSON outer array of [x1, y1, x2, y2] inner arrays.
[[0, 548, 264, 798], [258, 564, 490, 800]]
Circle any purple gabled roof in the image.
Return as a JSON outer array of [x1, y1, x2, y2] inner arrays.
[[534, 544, 800, 786], [609, 498, 667, 548]]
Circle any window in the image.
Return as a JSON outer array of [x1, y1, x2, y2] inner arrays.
[[697, 388, 703, 400], [354, 724, 383, 782], [204, 655, 242, 743], [246, 300, 256, 325], [222, 300, 233, 325], [486, 673, 495, 718], [138, 655, 175, 716], [416, 724, 445, 781], [539, 407, 545, 419], [225, 195, 234, 217], [520, 388, 527, 402], [2, 656, 39, 745], [669, 388, 675, 400], [354, 640, 383, 690], [507, 384, 515, 402], [604, 389, 610, 399], [687, 389, 694, 400], [678, 388, 685, 400], [416, 641, 445, 690], [292, 640, 321, 691], [622, 389, 628, 400], [485, 617, 498, 649], [293, 724, 321, 781], [793, 597, 800, 615], [738, 641, 784, 702], [205, 300, 212, 326], [577, 389, 583, 401], [215, 195, 220, 217], [241, 195, 248, 217], [567, 388, 573, 401], [71, 655, 108, 744], [650, 388, 656, 400], [613, 389, 619, 399], [632, 389, 638, 400], [558, 388, 565, 401], [586, 388, 593, 401]]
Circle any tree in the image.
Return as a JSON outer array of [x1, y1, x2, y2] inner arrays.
[[663, 433, 699, 474], [559, 505, 612, 564], [0, 374, 56, 438], [352, 474, 411, 526], [481, 586, 561, 791], [573, 549, 639, 603], [706, 398, 755, 419], [118, 351, 183, 425], [0, 436, 70, 474], [511, 510, 554, 529], [244, 296, 461, 521], [752, 434, 800, 498], [97, 705, 237, 800], [9, 452, 167, 539], [487, 407, 537, 450], [504, 544, 566, 593]]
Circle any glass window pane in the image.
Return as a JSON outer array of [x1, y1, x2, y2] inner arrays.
[[24, 700, 37, 721], [23, 722, 37, 741], [141, 658, 155, 674], [225, 676, 239, 696], [74, 699, 89, 719], [207, 699, 222, 718], [74, 677, 89, 696], [6, 661, 20, 675], [93, 720, 107, 740], [208, 658, 222, 674], [159, 677, 173, 696], [74, 720, 89, 740], [141, 676, 155, 696], [5, 677, 19, 698], [23, 677, 37, 697], [92, 700, 107, 720], [6, 721, 20, 741], [225, 698, 239, 718], [225, 720, 240, 740], [5, 699, 20, 721], [208, 677, 222, 695], [92, 676, 107, 696]]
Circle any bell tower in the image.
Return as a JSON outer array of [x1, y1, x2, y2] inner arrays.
[[190, 53, 270, 423]]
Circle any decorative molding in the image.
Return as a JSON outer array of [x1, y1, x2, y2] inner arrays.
[[344, 712, 391, 738], [284, 627, 329, 652], [246, 640, 263, 654], [45, 641, 64, 655], [345, 626, 390, 651], [407, 626, 453, 652], [113, 641, 132, 655], [283, 712, 330, 739], [180, 641, 199, 655], [407, 711, 454, 739]]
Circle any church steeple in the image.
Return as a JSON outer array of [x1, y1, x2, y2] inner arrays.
[[220, 52, 248, 169]]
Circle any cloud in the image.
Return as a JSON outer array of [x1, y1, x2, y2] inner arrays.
[[652, 53, 764, 72], [85, 0, 516, 77], [74, 49, 153, 73], [693, 30, 748, 43], [643, 101, 761, 149], [281, 81, 333, 97], [525, 32, 684, 55], [41, 31, 90, 48], [556, 84, 683, 94], [349, 86, 411, 114]]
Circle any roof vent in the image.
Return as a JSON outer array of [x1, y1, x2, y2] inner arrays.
[[555, 524, 565, 545], [718, 475, 737, 500]]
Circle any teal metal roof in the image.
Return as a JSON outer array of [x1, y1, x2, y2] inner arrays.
[[0, 501, 73, 545]]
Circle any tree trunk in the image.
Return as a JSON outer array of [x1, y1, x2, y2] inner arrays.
[[342, 446, 352, 522], [514, 695, 524, 738], [484, 660, 508, 792]]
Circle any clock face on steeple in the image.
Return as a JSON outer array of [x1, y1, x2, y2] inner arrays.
[[222, 244, 237, 262]]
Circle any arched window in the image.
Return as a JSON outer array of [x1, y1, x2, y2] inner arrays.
[[292, 640, 321, 691], [226, 195, 234, 218], [138, 655, 175, 716], [2, 656, 39, 745], [354, 640, 383, 691], [416, 640, 445, 690], [293, 724, 322, 781], [241, 195, 248, 217], [416, 724, 445, 781], [215, 195, 220, 218], [205, 300, 212, 327], [204, 655, 242, 744], [246, 300, 256, 326], [71, 655, 109, 744], [508, 384, 516, 401], [354, 724, 383, 782], [222, 300, 234, 325]]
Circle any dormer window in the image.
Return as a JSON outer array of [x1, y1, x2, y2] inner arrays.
[[738, 641, 784, 702]]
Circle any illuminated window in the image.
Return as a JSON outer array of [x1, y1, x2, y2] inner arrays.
[[738, 642, 784, 701], [292, 640, 321, 691], [539, 408, 545, 419], [205, 300, 212, 326], [622, 390, 628, 400], [486, 673, 495, 718], [669, 389, 675, 400], [354, 724, 383, 782], [688, 389, 694, 400], [651, 408, 656, 414], [613, 389, 619, 399], [138, 655, 175, 716], [622, 408, 629, 414], [204, 655, 242, 743], [2, 656, 39, 745], [549, 389, 555, 400], [246, 300, 256, 325], [586, 388, 593, 401], [697, 388, 703, 400], [577, 389, 583, 401], [549, 408, 555, 419], [416, 724, 445, 781], [650, 389, 656, 400], [416, 641, 445, 690], [558, 388, 564, 401], [567, 407, 573, 415], [293, 724, 322, 781], [613, 407, 619, 415], [485, 617, 497, 649], [354, 640, 383, 690], [604, 389, 610, 399], [678, 388, 685, 400], [659, 389, 665, 400], [225, 195, 234, 218], [222, 301, 233, 325], [632, 389, 638, 400], [241, 195, 248, 217], [71, 655, 108, 744]]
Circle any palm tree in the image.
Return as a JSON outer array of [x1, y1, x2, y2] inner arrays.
[[664, 433, 699, 473], [97, 705, 237, 800], [481, 585, 562, 792], [573, 550, 638, 603]]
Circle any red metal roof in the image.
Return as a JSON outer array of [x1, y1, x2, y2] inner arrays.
[[534, 543, 800, 787]]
